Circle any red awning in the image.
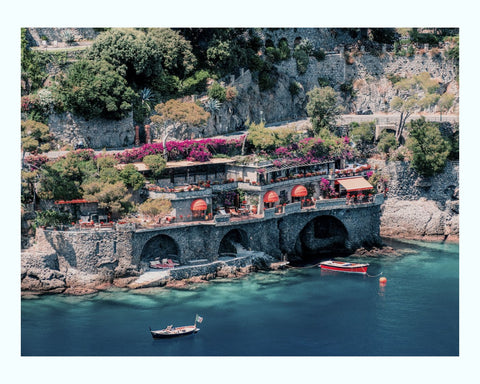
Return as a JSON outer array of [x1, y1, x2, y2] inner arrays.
[[190, 199, 208, 211], [336, 177, 374, 192], [291, 185, 308, 197], [263, 190, 279, 203]]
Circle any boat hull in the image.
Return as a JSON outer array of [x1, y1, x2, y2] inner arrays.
[[150, 326, 199, 339], [319, 260, 369, 275]]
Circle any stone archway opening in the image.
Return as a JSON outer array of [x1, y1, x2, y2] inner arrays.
[[140, 234, 180, 266], [218, 229, 250, 257], [293, 215, 349, 263]]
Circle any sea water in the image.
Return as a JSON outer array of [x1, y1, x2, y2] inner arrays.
[[21, 239, 458, 356]]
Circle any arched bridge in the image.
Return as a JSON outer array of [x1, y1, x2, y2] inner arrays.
[[131, 195, 384, 266]]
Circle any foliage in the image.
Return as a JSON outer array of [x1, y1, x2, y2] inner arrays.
[[289, 81, 302, 96], [21, 170, 38, 204], [246, 121, 276, 151], [406, 118, 450, 177], [54, 59, 135, 120], [37, 163, 83, 201], [179, 69, 211, 96], [119, 164, 145, 190], [203, 98, 222, 114], [438, 93, 455, 114], [306, 87, 341, 135], [82, 181, 132, 218], [21, 120, 54, 154], [293, 46, 310, 74], [368, 172, 389, 193], [88, 28, 163, 88], [152, 99, 210, 129], [390, 72, 441, 141], [133, 87, 156, 124], [207, 81, 227, 102], [35, 209, 73, 228], [21, 28, 48, 95], [146, 28, 196, 79], [143, 154, 167, 179], [114, 136, 244, 163], [138, 198, 172, 221], [369, 28, 397, 44], [349, 121, 375, 156], [376, 131, 398, 154], [225, 86, 238, 101], [37, 149, 96, 201], [258, 61, 279, 91]]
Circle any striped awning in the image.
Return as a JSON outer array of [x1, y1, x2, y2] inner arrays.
[[263, 190, 279, 203], [291, 185, 308, 197], [336, 177, 374, 192], [190, 199, 208, 211]]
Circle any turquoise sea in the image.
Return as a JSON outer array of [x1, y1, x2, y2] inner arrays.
[[21, 238, 459, 357]]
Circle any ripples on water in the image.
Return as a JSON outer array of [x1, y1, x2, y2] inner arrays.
[[21, 239, 459, 357]]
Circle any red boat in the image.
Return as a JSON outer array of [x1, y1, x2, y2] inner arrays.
[[319, 260, 369, 274], [149, 258, 179, 269]]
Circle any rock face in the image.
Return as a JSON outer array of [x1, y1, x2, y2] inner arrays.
[[49, 112, 135, 149], [372, 160, 459, 241]]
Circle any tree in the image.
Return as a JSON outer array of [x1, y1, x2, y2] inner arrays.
[[82, 180, 132, 219], [406, 118, 450, 177], [88, 28, 163, 87], [143, 154, 167, 179], [207, 81, 227, 102], [147, 28, 196, 79], [21, 120, 54, 155], [119, 164, 145, 190], [390, 72, 440, 142], [151, 99, 210, 157], [376, 131, 398, 155], [138, 198, 172, 223], [306, 87, 341, 135], [438, 93, 455, 120], [54, 59, 135, 120], [21, 28, 48, 95], [349, 121, 375, 157]]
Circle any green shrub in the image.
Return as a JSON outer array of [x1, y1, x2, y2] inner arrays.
[[406, 118, 450, 176], [208, 81, 227, 102], [180, 70, 210, 96], [312, 48, 326, 61], [377, 131, 398, 154], [143, 154, 167, 179], [293, 47, 309, 74], [317, 77, 330, 87], [35, 209, 73, 228], [289, 81, 302, 96]]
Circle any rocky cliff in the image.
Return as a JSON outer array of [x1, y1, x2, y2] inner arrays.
[[371, 159, 459, 241]]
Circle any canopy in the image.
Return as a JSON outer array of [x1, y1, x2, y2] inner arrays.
[[291, 185, 308, 197], [336, 177, 374, 192], [190, 199, 208, 211], [263, 190, 279, 203]]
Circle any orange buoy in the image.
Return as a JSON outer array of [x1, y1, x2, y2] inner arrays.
[[379, 277, 387, 284]]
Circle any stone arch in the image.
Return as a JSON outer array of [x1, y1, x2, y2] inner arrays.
[[218, 229, 250, 256], [140, 234, 180, 264], [294, 215, 349, 260]]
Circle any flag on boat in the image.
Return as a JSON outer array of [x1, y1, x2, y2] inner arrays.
[[195, 314, 203, 323]]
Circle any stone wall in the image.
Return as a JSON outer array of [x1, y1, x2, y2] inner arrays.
[[371, 159, 459, 240], [198, 50, 458, 137], [49, 112, 135, 149]]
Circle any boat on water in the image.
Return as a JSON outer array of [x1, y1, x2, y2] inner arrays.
[[149, 258, 179, 269], [319, 260, 369, 274], [150, 315, 203, 339]]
